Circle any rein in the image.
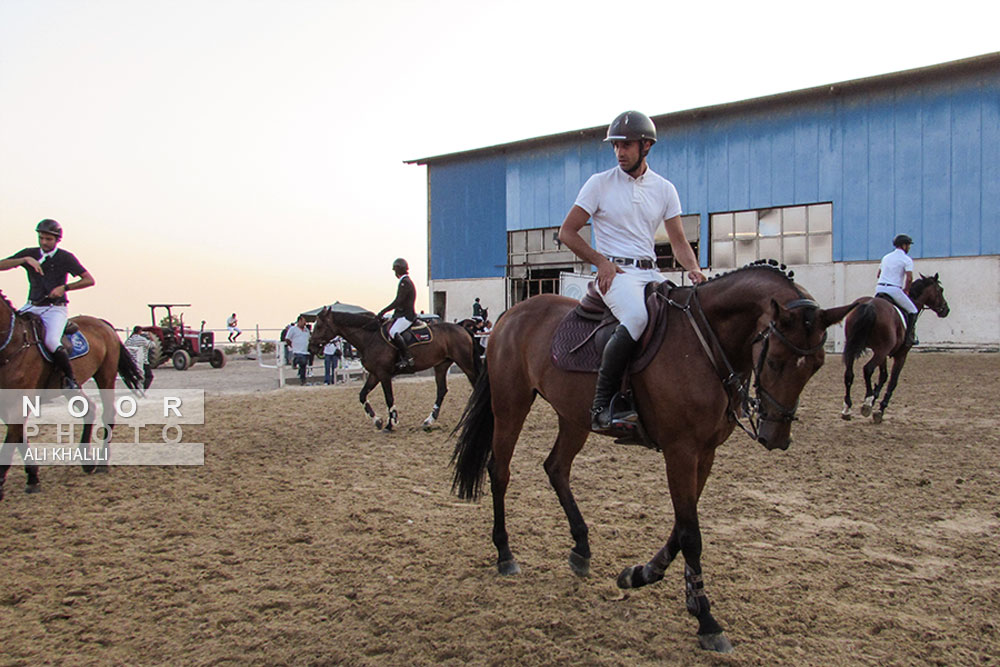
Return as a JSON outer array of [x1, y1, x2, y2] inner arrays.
[[664, 288, 823, 442]]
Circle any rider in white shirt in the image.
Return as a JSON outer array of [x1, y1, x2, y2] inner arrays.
[[875, 234, 918, 346], [559, 111, 706, 432]]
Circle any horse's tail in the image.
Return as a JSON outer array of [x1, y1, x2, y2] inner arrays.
[[450, 358, 493, 501], [117, 341, 144, 392], [843, 302, 877, 362]]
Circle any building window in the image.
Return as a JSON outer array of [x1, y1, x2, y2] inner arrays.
[[507, 225, 591, 306], [654, 214, 701, 271], [710, 203, 832, 268]]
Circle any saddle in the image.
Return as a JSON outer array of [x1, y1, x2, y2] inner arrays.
[[874, 293, 908, 327], [22, 313, 90, 361], [379, 319, 433, 347], [551, 280, 677, 374]]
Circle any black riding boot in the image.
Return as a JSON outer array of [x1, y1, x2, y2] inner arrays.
[[50, 346, 80, 390], [904, 312, 919, 347], [392, 333, 414, 371], [591, 325, 639, 432]]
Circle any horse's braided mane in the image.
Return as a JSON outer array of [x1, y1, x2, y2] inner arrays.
[[701, 258, 796, 285], [0, 289, 15, 312]]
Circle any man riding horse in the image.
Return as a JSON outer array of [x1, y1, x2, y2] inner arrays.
[[558, 110, 706, 433], [377, 257, 417, 371], [0, 219, 95, 389], [875, 233, 919, 346]]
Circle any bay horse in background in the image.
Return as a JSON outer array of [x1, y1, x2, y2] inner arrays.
[[308, 307, 483, 431], [0, 291, 145, 500], [841, 273, 950, 423], [451, 262, 857, 653]]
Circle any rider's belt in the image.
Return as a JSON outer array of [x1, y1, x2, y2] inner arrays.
[[876, 282, 899, 287], [606, 256, 655, 270]]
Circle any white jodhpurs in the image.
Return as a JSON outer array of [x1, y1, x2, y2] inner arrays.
[[20, 303, 68, 352], [874, 284, 917, 314], [389, 317, 413, 337], [597, 267, 666, 341]]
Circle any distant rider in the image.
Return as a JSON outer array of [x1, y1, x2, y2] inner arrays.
[[377, 258, 417, 371], [875, 234, 919, 346], [559, 111, 706, 433], [0, 219, 95, 389]]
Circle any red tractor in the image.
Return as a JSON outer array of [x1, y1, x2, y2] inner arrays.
[[140, 304, 226, 371]]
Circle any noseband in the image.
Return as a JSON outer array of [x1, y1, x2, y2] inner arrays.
[[749, 315, 827, 427], [671, 290, 825, 442]]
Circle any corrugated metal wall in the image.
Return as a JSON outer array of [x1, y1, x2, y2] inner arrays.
[[429, 68, 1000, 279]]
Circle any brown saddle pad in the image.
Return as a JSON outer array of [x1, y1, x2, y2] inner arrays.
[[551, 281, 680, 374]]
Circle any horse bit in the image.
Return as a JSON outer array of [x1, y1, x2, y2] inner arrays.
[[665, 289, 826, 442]]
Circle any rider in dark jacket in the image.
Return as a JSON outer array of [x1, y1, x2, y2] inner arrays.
[[377, 258, 417, 370]]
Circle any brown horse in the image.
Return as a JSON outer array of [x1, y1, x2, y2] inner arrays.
[[841, 273, 949, 423], [0, 291, 144, 500], [308, 307, 482, 431], [451, 262, 856, 653]]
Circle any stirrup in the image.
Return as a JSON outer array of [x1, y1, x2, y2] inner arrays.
[[395, 358, 415, 372], [62, 376, 80, 390]]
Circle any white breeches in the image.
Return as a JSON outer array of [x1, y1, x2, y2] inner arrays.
[[874, 285, 917, 314], [20, 303, 69, 352], [389, 317, 412, 337], [597, 267, 666, 340]]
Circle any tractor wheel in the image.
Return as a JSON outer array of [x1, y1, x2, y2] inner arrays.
[[172, 349, 192, 371], [210, 349, 227, 369], [148, 337, 164, 369]]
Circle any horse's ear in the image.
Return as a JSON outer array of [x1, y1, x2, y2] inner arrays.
[[819, 303, 856, 329], [933, 272, 939, 281]]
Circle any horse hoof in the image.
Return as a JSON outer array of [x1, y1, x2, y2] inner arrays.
[[82, 464, 96, 474], [497, 559, 521, 576], [698, 631, 734, 653], [872, 411, 884, 424], [374, 418, 384, 430], [95, 465, 110, 474], [25, 483, 41, 494], [840, 412, 852, 421], [568, 551, 590, 577], [616, 565, 642, 589]]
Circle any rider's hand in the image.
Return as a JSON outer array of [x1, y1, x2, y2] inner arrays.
[[688, 269, 708, 285], [596, 259, 624, 294], [48, 285, 66, 299], [24, 257, 44, 275]]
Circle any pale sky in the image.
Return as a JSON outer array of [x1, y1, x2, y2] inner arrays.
[[1, 0, 996, 334]]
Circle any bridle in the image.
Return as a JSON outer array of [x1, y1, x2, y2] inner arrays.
[[667, 289, 825, 442]]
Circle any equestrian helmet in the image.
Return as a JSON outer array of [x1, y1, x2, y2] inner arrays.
[[392, 257, 409, 272], [604, 111, 657, 144], [35, 218, 63, 239], [893, 234, 914, 248]]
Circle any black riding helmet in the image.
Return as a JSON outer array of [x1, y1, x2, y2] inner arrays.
[[392, 257, 409, 273], [893, 234, 914, 248], [604, 111, 657, 144], [36, 218, 63, 239]]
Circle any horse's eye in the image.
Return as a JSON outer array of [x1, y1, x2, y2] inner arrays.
[[766, 358, 781, 371]]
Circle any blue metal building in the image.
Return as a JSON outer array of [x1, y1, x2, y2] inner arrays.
[[408, 53, 1000, 348]]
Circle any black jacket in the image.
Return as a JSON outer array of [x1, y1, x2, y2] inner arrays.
[[379, 275, 417, 321]]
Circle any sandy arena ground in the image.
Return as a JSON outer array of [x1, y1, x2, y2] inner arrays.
[[2, 352, 999, 665]]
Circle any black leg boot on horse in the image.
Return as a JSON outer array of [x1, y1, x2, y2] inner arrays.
[[50, 345, 81, 390], [591, 324, 639, 434], [904, 312, 919, 347], [392, 333, 415, 372]]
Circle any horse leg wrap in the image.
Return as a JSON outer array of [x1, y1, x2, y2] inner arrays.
[[387, 406, 398, 429], [684, 566, 708, 616]]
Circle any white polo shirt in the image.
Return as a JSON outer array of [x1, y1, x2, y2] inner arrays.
[[574, 165, 682, 260], [877, 248, 914, 288]]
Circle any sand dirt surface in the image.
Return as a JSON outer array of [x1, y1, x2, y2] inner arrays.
[[2, 352, 999, 665]]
